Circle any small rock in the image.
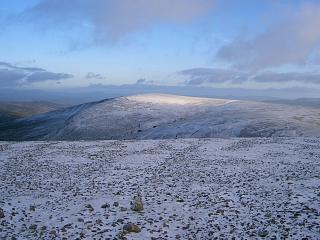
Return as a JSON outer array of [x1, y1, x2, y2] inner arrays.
[[182, 224, 190, 230], [163, 221, 170, 228], [117, 218, 124, 224], [85, 204, 94, 212], [96, 219, 103, 225], [258, 229, 269, 238], [29, 224, 37, 231], [29, 205, 36, 211], [101, 203, 110, 209], [0, 208, 5, 218], [113, 202, 119, 207], [116, 231, 126, 240], [120, 207, 127, 212], [123, 223, 141, 233], [41, 225, 47, 231], [131, 192, 144, 212], [49, 230, 58, 237], [62, 223, 72, 230]]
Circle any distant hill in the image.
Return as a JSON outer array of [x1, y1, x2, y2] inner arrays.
[[0, 101, 66, 118], [267, 98, 320, 109], [0, 112, 18, 124], [1, 94, 320, 141]]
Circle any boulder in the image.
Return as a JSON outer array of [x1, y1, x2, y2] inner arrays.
[[123, 223, 141, 233]]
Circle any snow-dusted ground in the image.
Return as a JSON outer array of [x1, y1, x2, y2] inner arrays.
[[0, 138, 319, 239]]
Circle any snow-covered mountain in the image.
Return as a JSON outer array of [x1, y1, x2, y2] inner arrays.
[[1, 93, 320, 140]]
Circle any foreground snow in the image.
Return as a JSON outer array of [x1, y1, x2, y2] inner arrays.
[[0, 138, 319, 239]]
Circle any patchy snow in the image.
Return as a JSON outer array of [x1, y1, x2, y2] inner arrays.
[[0, 138, 319, 239]]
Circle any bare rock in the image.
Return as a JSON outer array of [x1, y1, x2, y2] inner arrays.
[[258, 229, 269, 238], [0, 208, 4, 218], [123, 223, 141, 234], [29, 205, 36, 211], [101, 203, 110, 209], [131, 192, 144, 212], [85, 204, 94, 212]]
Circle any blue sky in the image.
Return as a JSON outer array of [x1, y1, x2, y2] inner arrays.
[[1, 0, 320, 90]]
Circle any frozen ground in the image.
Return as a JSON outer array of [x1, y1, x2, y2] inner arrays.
[[0, 138, 319, 239]]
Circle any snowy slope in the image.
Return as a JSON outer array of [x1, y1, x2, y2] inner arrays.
[[1, 94, 320, 140], [0, 138, 319, 239]]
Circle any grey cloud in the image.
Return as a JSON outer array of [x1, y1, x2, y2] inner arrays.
[[21, 67, 46, 72], [136, 79, 147, 85], [86, 72, 104, 80], [0, 62, 45, 72], [27, 72, 73, 82], [0, 61, 73, 87], [180, 67, 320, 85], [179, 68, 249, 85], [135, 78, 155, 85], [254, 72, 320, 85], [21, 0, 214, 42], [0, 62, 14, 68], [216, 3, 320, 71], [0, 69, 26, 86]]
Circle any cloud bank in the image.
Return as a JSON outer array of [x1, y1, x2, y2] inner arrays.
[[179, 68, 249, 85], [253, 71, 320, 85], [216, 3, 320, 71], [180, 68, 320, 85], [22, 0, 214, 42], [0, 62, 73, 87]]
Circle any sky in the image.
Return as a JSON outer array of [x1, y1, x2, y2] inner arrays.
[[1, 0, 320, 94]]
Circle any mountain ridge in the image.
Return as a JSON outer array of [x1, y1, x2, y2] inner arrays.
[[1, 94, 320, 141]]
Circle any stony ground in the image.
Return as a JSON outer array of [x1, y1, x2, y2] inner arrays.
[[0, 138, 319, 239]]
